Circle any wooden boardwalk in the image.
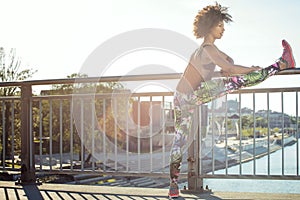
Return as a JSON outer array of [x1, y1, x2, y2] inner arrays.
[[1, 181, 300, 200]]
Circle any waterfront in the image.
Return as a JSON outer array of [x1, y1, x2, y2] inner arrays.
[[203, 138, 300, 194]]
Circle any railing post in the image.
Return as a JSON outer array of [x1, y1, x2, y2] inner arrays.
[[19, 83, 36, 184], [187, 106, 203, 192]]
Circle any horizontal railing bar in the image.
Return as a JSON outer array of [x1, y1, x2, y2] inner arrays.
[[201, 174, 300, 180], [127, 92, 174, 97], [2, 88, 300, 100], [276, 68, 300, 75], [36, 170, 187, 179], [0, 92, 175, 100], [37, 170, 300, 180], [0, 69, 298, 87], [233, 87, 300, 94], [0, 73, 182, 87], [0, 96, 21, 100]]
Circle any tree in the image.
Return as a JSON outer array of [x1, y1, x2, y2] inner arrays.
[[0, 48, 37, 95], [39, 73, 128, 165], [239, 115, 253, 130], [0, 47, 36, 160]]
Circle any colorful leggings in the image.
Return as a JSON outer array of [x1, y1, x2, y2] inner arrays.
[[169, 64, 279, 182]]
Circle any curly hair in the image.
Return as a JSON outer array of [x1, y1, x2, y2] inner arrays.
[[193, 2, 232, 39]]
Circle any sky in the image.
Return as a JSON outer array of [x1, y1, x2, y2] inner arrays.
[[1, 0, 300, 114]]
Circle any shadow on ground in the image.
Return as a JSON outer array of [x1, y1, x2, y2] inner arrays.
[[1, 184, 224, 200]]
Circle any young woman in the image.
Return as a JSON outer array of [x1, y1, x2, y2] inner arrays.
[[169, 2, 296, 198]]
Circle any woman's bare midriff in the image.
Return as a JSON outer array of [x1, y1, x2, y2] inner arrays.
[[176, 63, 209, 94]]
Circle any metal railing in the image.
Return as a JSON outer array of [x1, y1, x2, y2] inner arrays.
[[187, 70, 300, 191], [0, 74, 180, 183], [0, 71, 300, 191]]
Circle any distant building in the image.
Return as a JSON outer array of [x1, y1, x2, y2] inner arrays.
[[206, 99, 293, 131], [227, 99, 239, 113], [256, 110, 291, 129]]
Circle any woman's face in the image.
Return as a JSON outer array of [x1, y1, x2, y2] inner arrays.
[[209, 20, 225, 39]]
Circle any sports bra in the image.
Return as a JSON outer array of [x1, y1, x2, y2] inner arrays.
[[194, 44, 215, 70], [190, 43, 216, 80], [176, 44, 216, 93]]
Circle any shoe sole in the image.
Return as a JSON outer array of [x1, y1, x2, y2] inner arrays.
[[168, 192, 179, 198], [282, 39, 296, 68], [168, 191, 179, 198]]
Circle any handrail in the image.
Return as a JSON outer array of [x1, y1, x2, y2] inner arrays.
[[0, 73, 182, 87], [0, 68, 298, 87]]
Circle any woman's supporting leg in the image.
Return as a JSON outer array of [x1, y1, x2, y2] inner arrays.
[[169, 97, 198, 197], [169, 103, 197, 180]]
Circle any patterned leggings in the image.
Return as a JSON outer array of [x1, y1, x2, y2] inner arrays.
[[169, 64, 279, 182]]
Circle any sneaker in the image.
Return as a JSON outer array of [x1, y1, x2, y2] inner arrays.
[[280, 39, 296, 69], [168, 182, 179, 198]]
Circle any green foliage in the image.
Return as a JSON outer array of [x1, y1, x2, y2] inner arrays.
[[273, 127, 280, 133], [0, 47, 37, 96], [34, 73, 128, 158], [241, 127, 269, 138], [0, 47, 36, 160]]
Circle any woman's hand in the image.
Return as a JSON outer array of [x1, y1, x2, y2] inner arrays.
[[250, 65, 262, 71], [226, 56, 234, 64], [220, 70, 231, 77]]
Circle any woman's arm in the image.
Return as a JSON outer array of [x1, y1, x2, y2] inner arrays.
[[218, 49, 234, 64], [203, 45, 261, 75]]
